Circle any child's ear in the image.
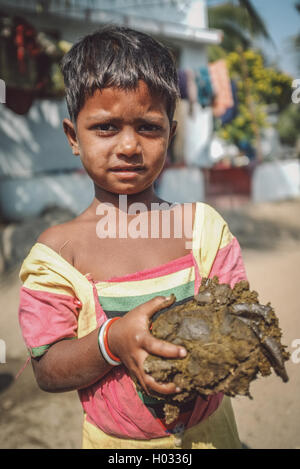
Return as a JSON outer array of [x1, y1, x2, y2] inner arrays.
[[63, 118, 80, 156], [169, 120, 177, 144]]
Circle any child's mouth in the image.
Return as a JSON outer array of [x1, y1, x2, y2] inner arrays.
[[109, 166, 145, 179], [110, 166, 145, 172]]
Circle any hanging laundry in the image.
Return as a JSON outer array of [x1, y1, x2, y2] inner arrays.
[[220, 80, 239, 126], [177, 69, 188, 100], [194, 66, 214, 108], [208, 59, 234, 118]]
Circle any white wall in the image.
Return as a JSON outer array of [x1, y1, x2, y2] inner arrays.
[[0, 172, 94, 221], [179, 43, 207, 69], [252, 160, 300, 203], [0, 99, 82, 178], [0, 99, 94, 221], [157, 167, 205, 203]]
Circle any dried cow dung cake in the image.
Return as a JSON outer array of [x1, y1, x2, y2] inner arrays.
[[143, 276, 290, 423]]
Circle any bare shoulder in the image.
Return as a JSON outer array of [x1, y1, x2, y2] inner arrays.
[[37, 219, 80, 264], [37, 222, 69, 248]]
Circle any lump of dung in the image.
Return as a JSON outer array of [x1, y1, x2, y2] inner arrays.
[[143, 276, 290, 423]]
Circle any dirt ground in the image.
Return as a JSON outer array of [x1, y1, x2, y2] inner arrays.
[[0, 199, 300, 449]]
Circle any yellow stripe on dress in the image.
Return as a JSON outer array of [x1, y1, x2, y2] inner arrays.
[[95, 265, 195, 297], [192, 203, 233, 278]]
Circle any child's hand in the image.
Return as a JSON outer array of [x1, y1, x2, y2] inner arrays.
[[107, 295, 187, 395]]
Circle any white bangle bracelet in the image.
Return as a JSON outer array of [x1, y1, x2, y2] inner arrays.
[[98, 319, 121, 366]]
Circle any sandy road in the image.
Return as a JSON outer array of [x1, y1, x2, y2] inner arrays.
[[0, 200, 299, 449], [232, 246, 300, 449]]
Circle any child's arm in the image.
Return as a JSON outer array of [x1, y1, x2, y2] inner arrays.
[[31, 295, 186, 395], [21, 226, 186, 396]]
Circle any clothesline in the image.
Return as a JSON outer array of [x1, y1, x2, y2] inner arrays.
[[177, 59, 238, 124]]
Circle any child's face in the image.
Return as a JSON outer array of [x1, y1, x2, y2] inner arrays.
[[63, 80, 176, 197]]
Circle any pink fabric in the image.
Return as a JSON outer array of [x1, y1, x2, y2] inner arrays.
[[80, 368, 168, 439], [19, 287, 79, 350], [209, 237, 248, 287]]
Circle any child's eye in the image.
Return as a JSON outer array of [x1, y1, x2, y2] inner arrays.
[[139, 124, 161, 132], [93, 124, 117, 132]]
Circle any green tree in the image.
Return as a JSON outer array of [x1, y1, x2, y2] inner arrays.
[[208, 0, 273, 55], [217, 49, 293, 152]]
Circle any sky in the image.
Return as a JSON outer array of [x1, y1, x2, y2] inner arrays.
[[250, 0, 299, 77]]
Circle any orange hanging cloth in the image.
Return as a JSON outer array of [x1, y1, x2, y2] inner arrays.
[[209, 59, 234, 118]]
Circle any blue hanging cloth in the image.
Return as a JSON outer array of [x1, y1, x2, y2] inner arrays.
[[220, 80, 239, 125], [195, 66, 214, 108]]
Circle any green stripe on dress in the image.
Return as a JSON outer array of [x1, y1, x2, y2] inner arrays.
[[30, 337, 76, 358], [30, 344, 50, 357], [103, 295, 194, 318], [98, 280, 194, 313]]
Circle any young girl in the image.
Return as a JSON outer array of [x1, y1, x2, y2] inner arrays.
[[18, 26, 247, 449]]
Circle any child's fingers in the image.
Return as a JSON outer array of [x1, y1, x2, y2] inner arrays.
[[139, 294, 176, 320], [134, 367, 150, 395], [124, 352, 151, 395], [144, 375, 180, 395], [144, 335, 187, 359], [131, 354, 181, 396]]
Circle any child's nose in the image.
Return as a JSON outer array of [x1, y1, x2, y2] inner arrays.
[[116, 128, 142, 157]]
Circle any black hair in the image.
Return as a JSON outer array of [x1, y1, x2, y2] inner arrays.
[[60, 25, 180, 123]]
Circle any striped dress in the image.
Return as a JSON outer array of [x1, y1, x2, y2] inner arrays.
[[19, 202, 247, 449]]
